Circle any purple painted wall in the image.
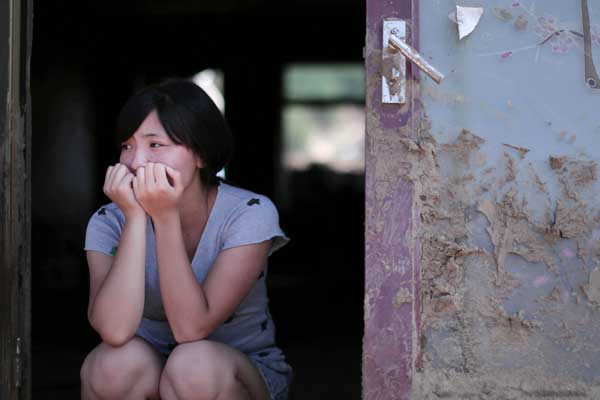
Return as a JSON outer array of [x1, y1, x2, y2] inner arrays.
[[364, 0, 420, 399]]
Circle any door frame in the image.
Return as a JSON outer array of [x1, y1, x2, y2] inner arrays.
[[0, 0, 32, 399], [363, 0, 420, 399]]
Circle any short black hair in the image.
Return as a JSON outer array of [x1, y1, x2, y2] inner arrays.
[[116, 78, 234, 186]]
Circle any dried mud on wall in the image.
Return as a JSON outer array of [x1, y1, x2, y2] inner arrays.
[[367, 96, 600, 397]]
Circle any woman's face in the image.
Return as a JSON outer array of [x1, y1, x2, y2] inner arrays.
[[119, 110, 203, 188]]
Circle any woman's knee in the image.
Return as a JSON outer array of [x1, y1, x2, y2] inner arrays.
[[81, 338, 163, 398], [161, 341, 245, 400]]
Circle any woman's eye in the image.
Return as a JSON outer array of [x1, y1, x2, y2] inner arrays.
[[120, 143, 132, 150], [150, 143, 163, 148]]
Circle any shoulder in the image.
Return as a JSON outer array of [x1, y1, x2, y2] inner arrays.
[[217, 183, 288, 251], [87, 202, 125, 230], [85, 203, 126, 253], [93, 202, 123, 217], [217, 183, 281, 232], [218, 183, 279, 217], [91, 202, 123, 219]]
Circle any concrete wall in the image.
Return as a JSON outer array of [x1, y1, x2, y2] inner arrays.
[[365, 0, 600, 398]]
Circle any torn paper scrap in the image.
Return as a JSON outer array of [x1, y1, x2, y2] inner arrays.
[[456, 6, 484, 40]]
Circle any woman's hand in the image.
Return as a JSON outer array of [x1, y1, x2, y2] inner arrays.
[[133, 162, 184, 221], [104, 163, 145, 219]]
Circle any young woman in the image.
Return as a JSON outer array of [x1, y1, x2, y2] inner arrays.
[[81, 79, 292, 400]]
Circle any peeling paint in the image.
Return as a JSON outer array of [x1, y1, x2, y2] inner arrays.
[[372, 107, 600, 395], [502, 143, 530, 159], [588, 268, 600, 304], [394, 287, 412, 307], [554, 158, 598, 200], [514, 14, 529, 30], [494, 7, 514, 21], [365, 1, 600, 398], [550, 155, 567, 170]]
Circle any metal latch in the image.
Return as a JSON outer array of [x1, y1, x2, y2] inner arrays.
[[383, 19, 444, 104]]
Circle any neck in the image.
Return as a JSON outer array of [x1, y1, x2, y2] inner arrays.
[[179, 178, 215, 230]]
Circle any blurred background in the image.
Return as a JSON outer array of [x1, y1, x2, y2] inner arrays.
[[31, 1, 365, 398]]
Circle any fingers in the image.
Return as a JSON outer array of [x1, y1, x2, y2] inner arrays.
[[101, 163, 147, 218], [163, 165, 182, 188], [130, 163, 183, 217], [104, 164, 128, 195], [132, 175, 140, 198], [135, 163, 155, 193], [105, 165, 114, 186], [134, 165, 145, 197], [120, 173, 134, 193], [141, 162, 178, 190], [154, 163, 169, 187], [145, 162, 156, 189], [103, 166, 112, 195], [135, 162, 181, 197], [102, 163, 139, 209], [116, 168, 136, 188], [110, 165, 129, 191], [136, 165, 146, 186], [106, 163, 180, 196], [153, 163, 181, 189]]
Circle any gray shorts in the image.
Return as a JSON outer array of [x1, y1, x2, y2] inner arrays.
[[250, 356, 293, 400], [138, 335, 293, 400]]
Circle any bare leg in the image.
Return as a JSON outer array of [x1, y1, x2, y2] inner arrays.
[[158, 372, 180, 400], [159, 340, 269, 400], [81, 337, 165, 400]]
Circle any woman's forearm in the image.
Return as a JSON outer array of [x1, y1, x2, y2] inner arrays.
[[153, 212, 210, 342], [89, 214, 147, 345]]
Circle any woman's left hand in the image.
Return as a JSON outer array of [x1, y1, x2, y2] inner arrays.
[[133, 162, 184, 220]]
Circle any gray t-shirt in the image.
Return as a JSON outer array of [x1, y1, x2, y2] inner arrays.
[[84, 182, 289, 366]]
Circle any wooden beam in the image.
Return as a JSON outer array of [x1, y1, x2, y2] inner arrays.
[[0, 0, 32, 399]]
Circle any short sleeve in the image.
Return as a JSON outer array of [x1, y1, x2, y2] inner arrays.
[[84, 205, 123, 256], [221, 195, 289, 256]]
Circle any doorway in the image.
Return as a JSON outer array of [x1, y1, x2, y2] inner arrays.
[[30, 1, 365, 398]]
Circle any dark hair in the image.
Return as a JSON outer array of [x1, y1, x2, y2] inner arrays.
[[116, 78, 234, 186]]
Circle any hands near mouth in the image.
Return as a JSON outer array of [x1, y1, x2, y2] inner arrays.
[[103, 162, 183, 220]]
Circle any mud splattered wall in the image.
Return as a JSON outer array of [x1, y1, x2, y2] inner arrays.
[[365, 0, 600, 399]]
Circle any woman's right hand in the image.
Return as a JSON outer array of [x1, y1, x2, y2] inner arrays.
[[103, 163, 145, 219]]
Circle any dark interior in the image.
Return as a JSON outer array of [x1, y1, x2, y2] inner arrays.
[[31, 1, 365, 398]]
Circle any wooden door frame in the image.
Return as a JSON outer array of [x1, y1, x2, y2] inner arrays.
[[363, 0, 420, 399], [0, 0, 32, 399]]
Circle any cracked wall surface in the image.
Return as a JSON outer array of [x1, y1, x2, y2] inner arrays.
[[415, 0, 600, 397], [365, 0, 600, 399]]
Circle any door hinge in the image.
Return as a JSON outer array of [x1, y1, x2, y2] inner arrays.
[[15, 337, 21, 387]]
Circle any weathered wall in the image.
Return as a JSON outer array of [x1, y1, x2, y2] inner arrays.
[[365, 0, 600, 398]]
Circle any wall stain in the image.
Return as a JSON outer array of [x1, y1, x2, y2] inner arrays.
[[366, 99, 600, 396]]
